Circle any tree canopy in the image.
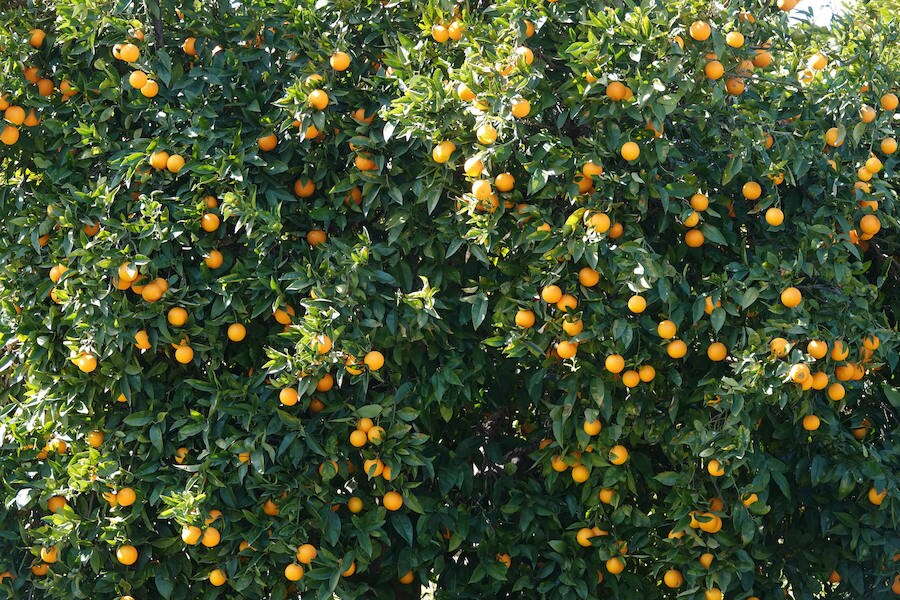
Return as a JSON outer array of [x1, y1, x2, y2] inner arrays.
[[0, 1, 897, 599]]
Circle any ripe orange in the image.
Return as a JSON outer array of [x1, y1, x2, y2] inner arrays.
[[330, 51, 351, 71], [209, 569, 226, 586], [201, 527, 221, 547], [149, 150, 169, 170], [609, 445, 629, 465], [308, 89, 329, 110], [347, 496, 363, 513], [657, 320, 677, 339], [557, 341, 577, 359], [129, 70, 148, 89], [284, 563, 305, 581], [583, 419, 602, 436], [689, 21, 711, 41], [383, 491, 403, 511], [515, 309, 535, 328], [663, 568, 683, 588], [859, 214, 881, 236], [605, 354, 625, 374], [685, 229, 704, 247], [562, 317, 583, 336], [606, 556, 625, 575], [868, 486, 886, 506], [705, 588, 723, 600], [511, 98, 530, 118], [589, 212, 611, 233], [432, 140, 456, 163], [621, 370, 640, 387], [182, 525, 202, 545], [227, 323, 246, 341], [495, 172, 515, 192], [571, 464, 589, 482], [606, 81, 627, 101], [349, 429, 367, 447], [577, 267, 599, 287], [765, 207, 784, 226], [742, 181, 762, 200], [29, 28, 46, 48], [5, 105, 25, 125], [802, 415, 821, 431], [204, 250, 224, 269], [704, 60, 724, 80], [174, 343, 194, 363], [620, 141, 639, 161], [116, 545, 138, 565], [201, 213, 220, 232], [882, 92, 899, 111], [627, 295, 646, 313], [725, 77, 745, 95], [476, 123, 497, 144], [167, 307, 188, 326], [40, 546, 57, 564], [364, 350, 385, 370], [707, 459, 725, 477], [859, 104, 877, 123], [690, 193, 709, 211], [780, 286, 802, 308], [166, 154, 185, 173], [0, 125, 18, 145], [119, 43, 140, 62], [707, 342, 727, 361], [667, 339, 687, 358], [257, 133, 277, 151], [279, 387, 298, 406], [296, 543, 317, 564], [881, 137, 897, 154], [541, 285, 563, 304]]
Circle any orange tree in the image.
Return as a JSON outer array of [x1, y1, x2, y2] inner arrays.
[[0, 1, 898, 599]]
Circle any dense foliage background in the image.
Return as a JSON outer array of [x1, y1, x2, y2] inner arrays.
[[0, 0, 897, 598]]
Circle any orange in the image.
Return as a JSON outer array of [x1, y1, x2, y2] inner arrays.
[[431, 24, 449, 42], [464, 156, 483, 176], [167, 307, 188, 326], [182, 37, 197, 56], [557, 341, 577, 359], [284, 563, 305, 581], [562, 317, 583, 336], [590, 212, 611, 233], [457, 83, 475, 101], [725, 77, 745, 95], [201, 527, 221, 547], [859, 104, 877, 123], [116, 545, 138, 565], [690, 193, 709, 211], [495, 172, 515, 192], [116, 487, 136, 506], [279, 387, 299, 406], [200, 213, 221, 232], [881, 137, 897, 154], [605, 354, 625, 373], [257, 133, 277, 151], [0, 125, 18, 145], [347, 496, 363, 513], [119, 43, 140, 62], [541, 285, 563, 304], [556, 294, 577, 312], [699, 553, 714, 569], [330, 51, 351, 71], [685, 229, 704, 247], [294, 178, 316, 197], [657, 320, 677, 339], [753, 49, 773, 68], [707, 459, 725, 477], [209, 569, 227, 586], [606, 81, 627, 101], [515, 309, 535, 328], [149, 150, 169, 170], [476, 123, 497, 144], [663, 568, 683, 588], [182, 525, 202, 545], [432, 140, 456, 163], [606, 556, 625, 575], [447, 21, 464, 41], [831, 340, 849, 361], [881, 92, 899, 111], [583, 419, 602, 436], [129, 71, 148, 89], [627, 295, 646, 313], [802, 415, 820, 431], [789, 363, 810, 384], [690, 21, 711, 41], [705, 589, 723, 600], [367, 425, 385, 443], [769, 337, 789, 356], [40, 546, 57, 564], [780, 286, 802, 307], [308, 89, 329, 110], [868, 486, 886, 506], [765, 207, 784, 226], [576, 527, 595, 547], [667, 339, 687, 358], [36, 78, 54, 96], [571, 464, 589, 482], [807, 340, 827, 359], [511, 98, 530, 118], [349, 429, 367, 447], [825, 127, 844, 147], [227, 323, 246, 342], [609, 445, 629, 465], [865, 156, 883, 173], [296, 543, 317, 564], [383, 491, 403, 511], [621, 370, 640, 387], [707, 342, 727, 361], [471, 179, 492, 200], [29, 28, 46, 48], [141, 79, 159, 97], [809, 52, 828, 70], [859, 214, 881, 236], [166, 154, 185, 173], [620, 141, 639, 161], [364, 350, 385, 370], [174, 343, 194, 363], [742, 181, 762, 200], [204, 250, 224, 269], [704, 60, 724, 80], [5, 106, 25, 125]]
